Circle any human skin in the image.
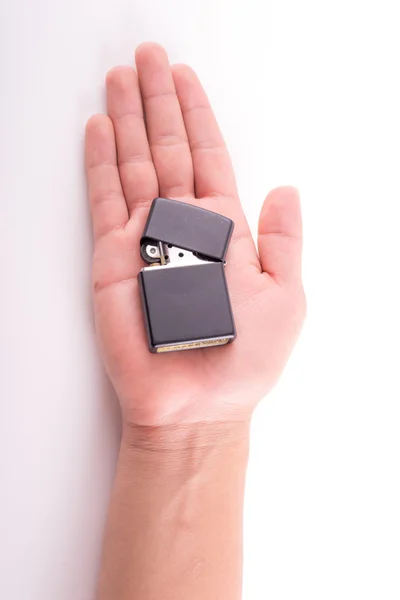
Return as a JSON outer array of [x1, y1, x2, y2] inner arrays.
[[85, 42, 305, 600]]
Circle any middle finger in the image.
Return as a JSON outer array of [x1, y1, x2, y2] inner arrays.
[[135, 43, 195, 200]]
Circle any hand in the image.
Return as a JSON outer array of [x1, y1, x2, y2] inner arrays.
[[85, 43, 306, 429]]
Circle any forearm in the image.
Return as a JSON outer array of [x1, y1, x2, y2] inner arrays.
[[96, 420, 250, 600]]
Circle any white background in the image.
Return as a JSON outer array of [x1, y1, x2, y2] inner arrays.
[[1, 0, 399, 598]]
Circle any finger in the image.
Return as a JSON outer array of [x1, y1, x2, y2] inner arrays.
[[172, 64, 260, 269], [85, 114, 129, 242], [171, 64, 237, 200], [106, 66, 159, 214], [135, 43, 194, 199], [258, 186, 303, 284]]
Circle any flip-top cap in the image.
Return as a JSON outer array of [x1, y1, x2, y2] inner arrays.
[[140, 197, 234, 262]]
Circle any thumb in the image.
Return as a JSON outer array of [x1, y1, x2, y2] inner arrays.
[[258, 186, 303, 284]]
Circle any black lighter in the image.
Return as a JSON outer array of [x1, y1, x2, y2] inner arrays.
[[138, 197, 236, 353]]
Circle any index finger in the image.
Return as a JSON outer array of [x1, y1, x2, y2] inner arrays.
[[172, 64, 260, 271], [171, 64, 237, 201]]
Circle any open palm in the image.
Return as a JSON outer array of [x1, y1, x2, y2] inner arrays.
[[85, 43, 305, 427]]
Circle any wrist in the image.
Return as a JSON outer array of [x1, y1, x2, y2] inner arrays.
[[121, 418, 250, 453], [118, 419, 251, 481]]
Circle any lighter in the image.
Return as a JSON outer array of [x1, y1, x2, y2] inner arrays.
[[138, 197, 236, 353]]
